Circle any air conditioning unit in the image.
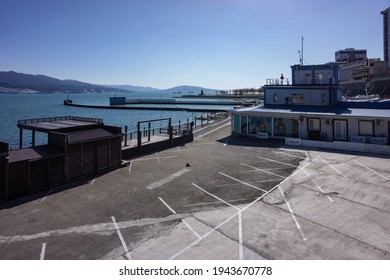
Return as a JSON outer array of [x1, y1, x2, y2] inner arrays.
[[375, 120, 383, 126]]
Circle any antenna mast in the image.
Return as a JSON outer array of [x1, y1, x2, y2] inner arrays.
[[300, 36, 304, 66]]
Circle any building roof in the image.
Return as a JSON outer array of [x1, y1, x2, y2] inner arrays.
[[66, 128, 121, 144], [17, 116, 103, 133], [232, 105, 390, 119], [9, 145, 66, 163]]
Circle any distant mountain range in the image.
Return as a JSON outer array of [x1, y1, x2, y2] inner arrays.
[[0, 71, 219, 94], [0, 71, 131, 93], [158, 85, 219, 94]]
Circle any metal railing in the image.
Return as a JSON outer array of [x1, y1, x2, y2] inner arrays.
[[121, 112, 229, 147], [17, 116, 103, 126], [265, 78, 291, 86]]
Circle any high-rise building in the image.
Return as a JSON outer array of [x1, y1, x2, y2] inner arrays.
[[335, 48, 367, 63], [381, 7, 390, 68]]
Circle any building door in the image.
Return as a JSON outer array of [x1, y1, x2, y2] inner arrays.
[[334, 120, 348, 141]]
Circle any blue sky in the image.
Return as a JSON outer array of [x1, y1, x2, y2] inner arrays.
[[1, 0, 388, 89]]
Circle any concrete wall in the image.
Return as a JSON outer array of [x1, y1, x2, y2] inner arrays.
[[286, 138, 390, 155], [265, 87, 329, 106]]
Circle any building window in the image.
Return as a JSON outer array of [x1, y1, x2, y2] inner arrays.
[[358, 120, 374, 136], [292, 94, 304, 104], [273, 93, 278, 103], [250, 116, 271, 135], [233, 114, 241, 133], [241, 115, 248, 134], [334, 120, 347, 141], [307, 118, 321, 131], [274, 118, 299, 138]]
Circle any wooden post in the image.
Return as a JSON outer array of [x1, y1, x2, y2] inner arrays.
[[32, 130, 35, 147], [137, 122, 141, 154], [148, 122, 151, 142], [19, 128, 23, 149], [124, 126, 128, 147]]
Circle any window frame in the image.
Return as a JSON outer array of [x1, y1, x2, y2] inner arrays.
[[358, 120, 375, 136], [307, 118, 321, 132], [333, 119, 348, 141]]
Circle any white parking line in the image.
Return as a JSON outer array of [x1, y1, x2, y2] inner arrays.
[[192, 183, 240, 210], [169, 183, 281, 260], [40, 189, 53, 203], [257, 155, 298, 168], [40, 242, 46, 260], [278, 186, 307, 241], [128, 161, 133, 173], [240, 167, 294, 173], [274, 151, 306, 159], [111, 216, 132, 260], [238, 212, 244, 260], [318, 157, 348, 179], [133, 155, 178, 161], [158, 197, 177, 214], [353, 160, 389, 181], [240, 163, 286, 179], [217, 179, 283, 187], [219, 172, 268, 193], [159, 197, 201, 239], [303, 169, 334, 203], [147, 168, 192, 190], [182, 219, 202, 239]]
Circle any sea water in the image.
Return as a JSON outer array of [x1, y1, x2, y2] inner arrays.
[[0, 92, 231, 149]]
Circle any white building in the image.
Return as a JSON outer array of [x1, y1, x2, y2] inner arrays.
[[231, 63, 390, 154]]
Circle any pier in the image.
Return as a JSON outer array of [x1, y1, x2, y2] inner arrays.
[[64, 99, 230, 113]]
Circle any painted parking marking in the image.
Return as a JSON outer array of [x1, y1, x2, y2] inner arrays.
[[146, 168, 192, 190], [274, 151, 307, 159], [240, 167, 295, 173], [318, 157, 348, 179], [182, 219, 202, 239], [192, 183, 240, 210], [40, 242, 46, 260], [170, 159, 317, 260], [191, 182, 243, 259], [257, 155, 298, 168], [303, 169, 334, 203], [240, 163, 286, 179], [111, 216, 132, 260], [133, 155, 178, 161], [158, 197, 201, 239], [170, 183, 281, 260], [353, 160, 389, 181], [219, 172, 268, 193], [238, 211, 243, 260], [158, 197, 177, 214], [40, 189, 53, 203], [278, 186, 307, 241], [128, 161, 133, 173], [217, 178, 283, 187], [182, 197, 257, 208]]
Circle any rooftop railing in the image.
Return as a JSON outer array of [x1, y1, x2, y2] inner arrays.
[[17, 116, 104, 126], [265, 78, 291, 86]]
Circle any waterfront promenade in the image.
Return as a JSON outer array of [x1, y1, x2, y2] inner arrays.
[[0, 118, 390, 259]]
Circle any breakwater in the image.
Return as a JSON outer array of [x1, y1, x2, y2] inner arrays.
[[64, 100, 228, 113]]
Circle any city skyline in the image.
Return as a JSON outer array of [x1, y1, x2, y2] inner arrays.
[[1, 0, 388, 89]]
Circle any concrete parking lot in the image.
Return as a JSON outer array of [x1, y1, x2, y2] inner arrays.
[[0, 118, 390, 259]]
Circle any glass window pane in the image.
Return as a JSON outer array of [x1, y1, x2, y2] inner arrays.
[[359, 121, 374, 136]]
